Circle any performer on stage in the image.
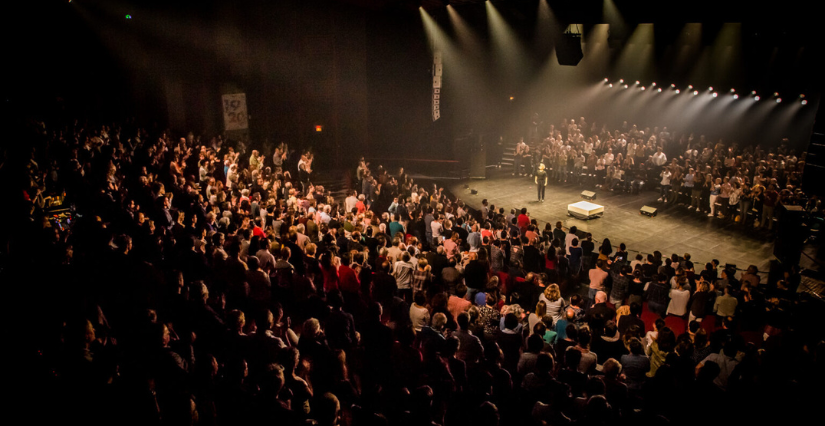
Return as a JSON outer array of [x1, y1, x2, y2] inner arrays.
[[535, 163, 548, 202]]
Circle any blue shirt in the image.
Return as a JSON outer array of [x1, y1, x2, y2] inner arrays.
[[555, 318, 569, 340]]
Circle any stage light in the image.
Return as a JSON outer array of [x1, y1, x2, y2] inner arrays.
[[774, 92, 779, 97], [751, 91, 757, 95], [708, 87, 713, 91], [730, 88, 736, 93], [688, 85, 693, 90], [619, 79, 624, 83], [624, 84, 629, 89], [651, 82, 657, 87], [641, 86, 646, 91], [609, 83, 613, 88], [635, 81, 640, 85], [693, 90, 699, 95], [733, 94, 739, 99], [776, 98, 782, 103], [713, 92, 718, 97], [675, 89, 680, 94], [657, 88, 662, 93], [670, 84, 676, 88], [800, 94, 806, 99], [604, 78, 609, 82], [126, 14, 132, 19], [754, 96, 760, 101], [802, 100, 808, 105]]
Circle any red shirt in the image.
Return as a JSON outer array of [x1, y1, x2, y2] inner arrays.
[[763, 190, 779, 207], [517, 214, 530, 234], [322, 265, 340, 292], [447, 295, 472, 321], [338, 265, 360, 293]]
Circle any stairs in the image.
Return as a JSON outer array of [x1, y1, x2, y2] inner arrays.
[[500, 142, 517, 168]]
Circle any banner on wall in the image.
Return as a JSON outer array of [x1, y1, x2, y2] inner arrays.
[[222, 93, 249, 131], [433, 51, 442, 121]]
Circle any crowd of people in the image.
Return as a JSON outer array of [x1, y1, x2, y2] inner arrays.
[[511, 116, 816, 230], [12, 117, 825, 426]]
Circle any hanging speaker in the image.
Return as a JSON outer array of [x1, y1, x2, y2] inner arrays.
[[557, 33, 583, 66]]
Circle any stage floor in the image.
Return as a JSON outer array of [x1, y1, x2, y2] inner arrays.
[[441, 170, 777, 273]]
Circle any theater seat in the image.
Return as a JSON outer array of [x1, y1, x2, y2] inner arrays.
[[641, 302, 660, 331], [740, 331, 763, 349], [497, 271, 509, 293], [665, 315, 687, 334], [700, 315, 717, 334]]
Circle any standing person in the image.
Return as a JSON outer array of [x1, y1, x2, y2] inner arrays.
[[514, 138, 527, 176], [535, 163, 548, 202], [761, 183, 779, 230], [658, 167, 672, 203], [739, 183, 753, 227], [684, 167, 698, 210], [588, 260, 609, 302], [708, 178, 722, 217], [717, 177, 732, 219]]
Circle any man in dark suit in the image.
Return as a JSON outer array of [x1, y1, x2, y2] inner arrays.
[[585, 291, 616, 338]]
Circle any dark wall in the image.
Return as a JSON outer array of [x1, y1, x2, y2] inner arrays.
[[5, 0, 822, 162]]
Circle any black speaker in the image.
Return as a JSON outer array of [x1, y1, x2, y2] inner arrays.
[[469, 148, 486, 179], [557, 33, 583, 66], [581, 190, 596, 201], [802, 132, 825, 197], [470, 189, 478, 195], [774, 205, 806, 266]]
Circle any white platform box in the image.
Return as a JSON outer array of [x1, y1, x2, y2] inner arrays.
[[567, 201, 604, 220]]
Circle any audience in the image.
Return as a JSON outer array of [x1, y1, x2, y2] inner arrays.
[[13, 116, 822, 426]]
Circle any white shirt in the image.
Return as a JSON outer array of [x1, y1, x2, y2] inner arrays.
[[666, 288, 690, 316], [652, 152, 668, 167], [345, 196, 358, 213], [410, 304, 430, 332], [660, 170, 672, 185], [565, 233, 577, 255], [431, 220, 444, 240]]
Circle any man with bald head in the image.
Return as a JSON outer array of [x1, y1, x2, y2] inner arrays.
[[585, 291, 616, 336]]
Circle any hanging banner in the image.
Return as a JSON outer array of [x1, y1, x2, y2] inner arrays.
[[222, 93, 249, 131], [433, 51, 442, 121]]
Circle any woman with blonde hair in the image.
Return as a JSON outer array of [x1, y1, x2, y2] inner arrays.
[[528, 300, 547, 331], [539, 283, 565, 321], [615, 304, 631, 331]]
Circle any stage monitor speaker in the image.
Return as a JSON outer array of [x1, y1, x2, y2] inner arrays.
[[470, 189, 478, 195], [774, 205, 806, 266], [640, 205, 657, 217], [557, 33, 583, 66], [581, 190, 596, 201]]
